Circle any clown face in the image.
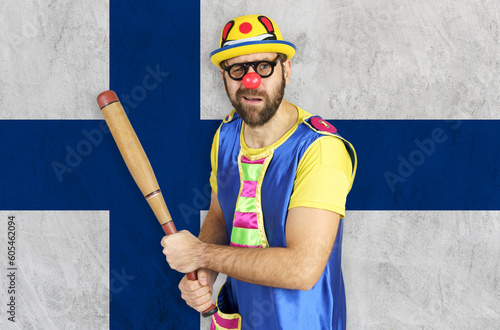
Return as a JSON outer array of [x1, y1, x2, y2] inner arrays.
[[221, 52, 291, 128]]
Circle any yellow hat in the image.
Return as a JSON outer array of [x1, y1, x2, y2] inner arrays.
[[210, 15, 296, 67]]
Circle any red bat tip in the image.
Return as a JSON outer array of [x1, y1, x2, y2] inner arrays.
[[97, 90, 119, 109]]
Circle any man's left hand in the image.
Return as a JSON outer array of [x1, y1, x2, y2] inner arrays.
[[161, 230, 205, 273]]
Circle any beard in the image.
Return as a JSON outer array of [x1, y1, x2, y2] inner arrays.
[[223, 67, 286, 128]]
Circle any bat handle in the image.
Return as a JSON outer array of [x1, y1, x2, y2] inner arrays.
[[161, 221, 219, 318]]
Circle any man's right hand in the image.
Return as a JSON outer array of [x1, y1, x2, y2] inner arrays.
[[178, 268, 218, 313]]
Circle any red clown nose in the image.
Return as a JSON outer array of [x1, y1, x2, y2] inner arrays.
[[242, 72, 261, 89]]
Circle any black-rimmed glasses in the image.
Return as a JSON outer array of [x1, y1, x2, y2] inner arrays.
[[224, 57, 280, 81]]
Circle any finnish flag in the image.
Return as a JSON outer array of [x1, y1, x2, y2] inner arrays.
[[1, 1, 498, 329]]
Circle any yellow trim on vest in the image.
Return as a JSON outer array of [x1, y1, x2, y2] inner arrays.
[[213, 283, 242, 330]]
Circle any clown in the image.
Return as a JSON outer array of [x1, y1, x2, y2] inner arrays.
[[162, 15, 357, 329]]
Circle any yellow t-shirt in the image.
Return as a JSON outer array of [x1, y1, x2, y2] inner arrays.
[[210, 107, 355, 218]]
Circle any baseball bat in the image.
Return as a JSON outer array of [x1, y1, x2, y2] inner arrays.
[[97, 90, 218, 318]]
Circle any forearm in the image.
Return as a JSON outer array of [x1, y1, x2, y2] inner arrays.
[[196, 208, 227, 283], [163, 208, 338, 290], [200, 243, 324, 290], [198, 211, 228, 245]]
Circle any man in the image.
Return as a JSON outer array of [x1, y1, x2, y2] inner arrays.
[[161, 15, 357, 329]]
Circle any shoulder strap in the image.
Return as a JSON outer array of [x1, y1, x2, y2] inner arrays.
[[222, 109, 239, 123], [303, 115, 357, 179]]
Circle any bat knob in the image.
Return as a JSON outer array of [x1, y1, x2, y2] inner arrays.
[[202, 305, 218, 318], [97, 90, 119, 109]]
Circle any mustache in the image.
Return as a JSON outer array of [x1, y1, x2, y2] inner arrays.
[[236, 88, 266, 98]]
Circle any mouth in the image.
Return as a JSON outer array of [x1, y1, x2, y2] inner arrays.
[[242, 95, 263, 104]]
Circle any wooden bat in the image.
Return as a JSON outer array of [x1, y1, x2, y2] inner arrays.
[[97, 90, 218, 318]]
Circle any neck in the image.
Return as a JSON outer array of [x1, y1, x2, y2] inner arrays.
[[243, 100, 298, 149]]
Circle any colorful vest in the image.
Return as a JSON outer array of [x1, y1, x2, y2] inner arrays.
[[214, 110, 356, 330]]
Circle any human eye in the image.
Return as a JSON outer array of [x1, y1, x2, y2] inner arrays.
[[229, 64, 245, 78], [230, 65, 244, 73], [258, 62, 271, 70]]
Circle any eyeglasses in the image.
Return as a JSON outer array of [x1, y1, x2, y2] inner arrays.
[[224, 57, 280, 81]]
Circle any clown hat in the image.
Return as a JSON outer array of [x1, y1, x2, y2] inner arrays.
[[210, 15, 296, 67]]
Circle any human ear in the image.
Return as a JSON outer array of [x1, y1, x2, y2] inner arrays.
[[283, 59, 292, 85]]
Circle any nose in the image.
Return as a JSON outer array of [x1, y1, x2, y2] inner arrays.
[[246, 65, 257, 74], [242, 72, 261, 89]]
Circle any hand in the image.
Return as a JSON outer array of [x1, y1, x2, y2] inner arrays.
[[161, 230, 205, 273], [179, 269, 218, 313]]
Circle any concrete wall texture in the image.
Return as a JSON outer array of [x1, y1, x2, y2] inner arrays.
[[1, 0, 108, 119], [0, 211, 109, 329], [202, 0, 500, 120], [1, 0, 499, 328]]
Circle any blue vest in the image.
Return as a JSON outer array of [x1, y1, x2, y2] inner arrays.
[[215, 111, 355, 330]]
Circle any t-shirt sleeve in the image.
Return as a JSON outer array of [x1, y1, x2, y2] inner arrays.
[[209, 127, 221, 194], [288, 136, 354, 218]]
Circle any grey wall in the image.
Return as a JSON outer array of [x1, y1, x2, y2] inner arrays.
[[0, 0, 108, 119], [343, 211, 500, 329], [201, 0, 499, 120], [0, 211, 109, 329]]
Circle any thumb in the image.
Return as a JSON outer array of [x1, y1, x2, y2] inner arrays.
[[197, 269, 209, 286]]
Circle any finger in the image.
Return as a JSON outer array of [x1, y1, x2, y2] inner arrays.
[[160, 235, 168, 247], [179, 276, 203, 293], [197, 269, 209, 286], [181, 287, 211, 305], [180, 283, 211, 300], [178, 276, 215, 312], [187, 290, 214, 312], [193, 295, 216, 313]]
